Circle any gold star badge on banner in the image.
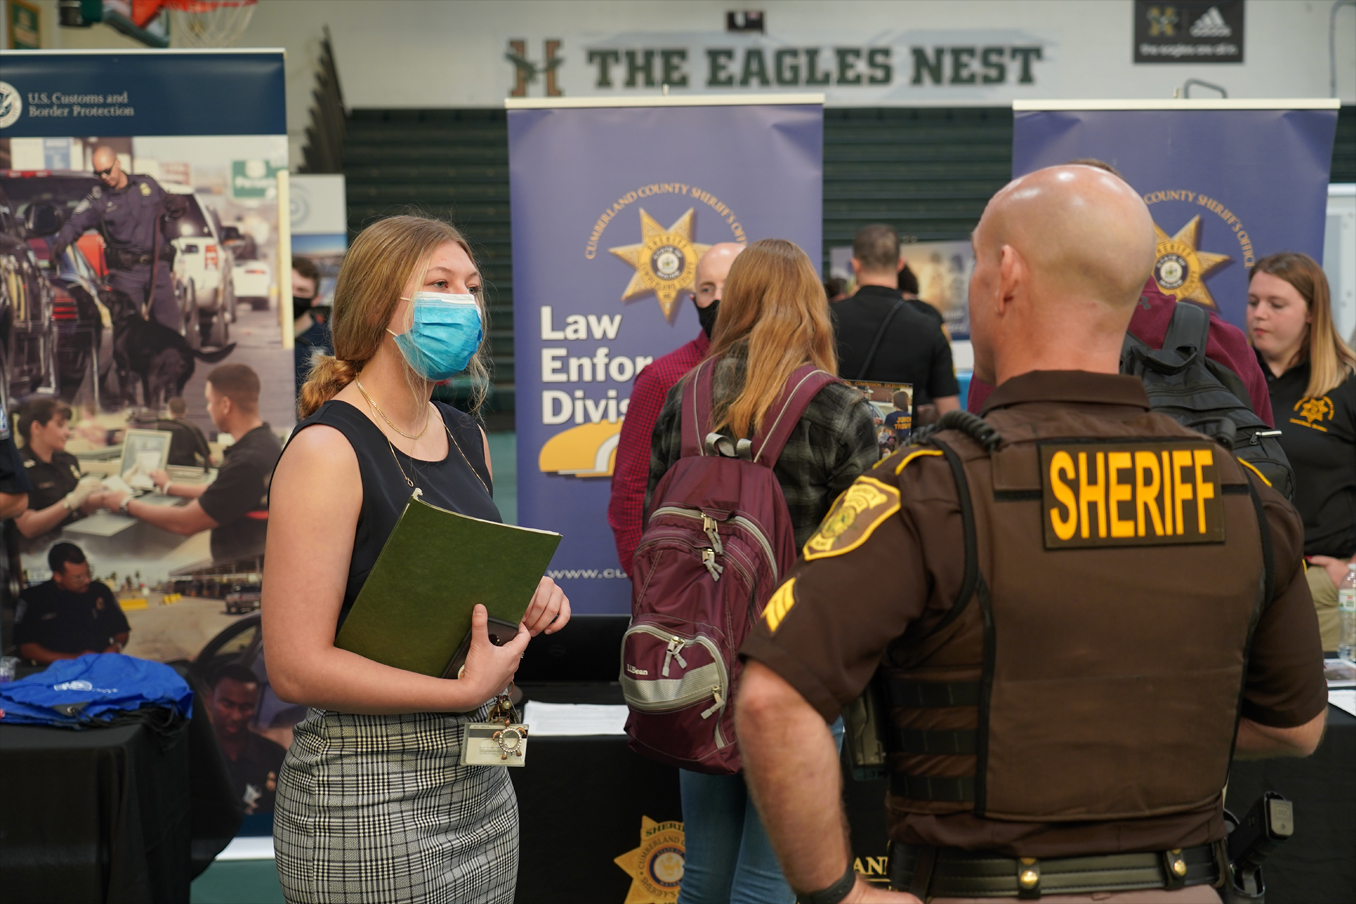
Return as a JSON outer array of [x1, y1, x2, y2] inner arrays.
[[1151, 215, 1230, 308], [609, 208, 711, 321], [613, 816, 685, 903]]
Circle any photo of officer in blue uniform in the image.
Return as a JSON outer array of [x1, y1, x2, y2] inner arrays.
[[50, 146, 186, 331]]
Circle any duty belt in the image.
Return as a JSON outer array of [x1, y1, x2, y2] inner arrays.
[[109, 246, 173, 269], [889, 841, 1223, 899]]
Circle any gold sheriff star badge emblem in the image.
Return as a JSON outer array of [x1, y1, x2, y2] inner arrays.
[[609, 208, 711, 321], [614, 816, 685, 903], [1152, 215, 1230, 308]]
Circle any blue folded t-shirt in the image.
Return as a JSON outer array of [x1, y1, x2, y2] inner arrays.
[[0, 654, 193, 726]]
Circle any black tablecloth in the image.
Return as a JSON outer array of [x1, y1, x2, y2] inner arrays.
[[512, 684, 681, 904], [1, 718, 192, 903], [0, 672, 241, 903], [512, 684, 1355, 904]]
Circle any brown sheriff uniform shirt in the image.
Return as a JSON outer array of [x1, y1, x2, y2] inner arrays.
[[741, 370, 1328, 857]]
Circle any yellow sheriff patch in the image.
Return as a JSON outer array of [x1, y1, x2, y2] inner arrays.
[[764, 578, 797, 633], [803, 476, 901, 560]]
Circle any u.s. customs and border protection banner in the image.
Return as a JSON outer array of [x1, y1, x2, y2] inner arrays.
[[1011, 99, 1340, 331], [508, 95, 823, 614], [1, 50, 298, 832]]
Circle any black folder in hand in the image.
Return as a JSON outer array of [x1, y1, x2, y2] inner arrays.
[[334, 494, 562, 678]]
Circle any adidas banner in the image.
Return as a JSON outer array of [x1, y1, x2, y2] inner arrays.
[[508, 96, 823, 613], [1012, 100, 1340, 330], [1134, 0, 1244, 64]]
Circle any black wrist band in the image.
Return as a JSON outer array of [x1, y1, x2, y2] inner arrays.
[[799, 862, 857, 904]]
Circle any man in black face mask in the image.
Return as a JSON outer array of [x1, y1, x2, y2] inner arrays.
[[608, 242, 743, 572], [292, 257, 331, 398]]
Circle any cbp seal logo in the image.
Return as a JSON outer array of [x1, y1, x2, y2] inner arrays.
[[614, 816, 685, 903], [609, 209, 711, 321], [0, 82, 23, 130]]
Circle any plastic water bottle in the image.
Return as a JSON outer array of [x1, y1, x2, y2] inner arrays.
[[1339, 562, 1356, 661]]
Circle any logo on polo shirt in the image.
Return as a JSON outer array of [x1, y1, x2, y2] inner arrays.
[[1290, 396, 1334, 432]]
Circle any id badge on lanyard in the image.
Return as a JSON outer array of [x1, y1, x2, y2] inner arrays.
[[460, 686, 530, 767]]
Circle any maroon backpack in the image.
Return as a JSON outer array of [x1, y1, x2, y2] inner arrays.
[[622, 359, 838, 774]]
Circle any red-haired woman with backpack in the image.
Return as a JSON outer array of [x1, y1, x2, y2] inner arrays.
[[643, 238, 878, 904]]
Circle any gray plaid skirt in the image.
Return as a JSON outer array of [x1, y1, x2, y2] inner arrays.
[[273, 705, 518, 904]]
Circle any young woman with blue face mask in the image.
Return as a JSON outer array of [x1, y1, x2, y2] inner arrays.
[[263, 215, 571, 904]]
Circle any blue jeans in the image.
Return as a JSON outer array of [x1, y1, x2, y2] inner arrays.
[[677, 718, 844, 904]]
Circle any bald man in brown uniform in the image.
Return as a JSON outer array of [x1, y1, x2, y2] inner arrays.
[[736, 165, 1328, 904]]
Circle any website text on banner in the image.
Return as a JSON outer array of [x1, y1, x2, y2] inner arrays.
[[1011, 102, 1339, 332], [509, 98, 823, 614]]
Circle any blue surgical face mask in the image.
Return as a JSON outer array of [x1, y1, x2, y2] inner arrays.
[[389, 292, 483, 381]]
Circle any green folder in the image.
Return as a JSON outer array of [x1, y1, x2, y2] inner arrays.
[[335, 493, 562, 678]]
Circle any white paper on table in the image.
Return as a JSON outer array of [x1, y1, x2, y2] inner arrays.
[[520, 701, 629, 736], [1328, 689, 1356, 717]]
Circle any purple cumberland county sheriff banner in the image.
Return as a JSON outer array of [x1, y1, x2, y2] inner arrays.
[[1012, 101, 1339, 331], [509, 97, 823, 614]]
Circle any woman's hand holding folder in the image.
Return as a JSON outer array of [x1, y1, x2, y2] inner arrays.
[[520, 577, 571, 637], [458, 604, 532, 702]]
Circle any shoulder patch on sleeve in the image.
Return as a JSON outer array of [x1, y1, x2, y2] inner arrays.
[[804, 475, 901, 560], [764, 578, 796, 633]]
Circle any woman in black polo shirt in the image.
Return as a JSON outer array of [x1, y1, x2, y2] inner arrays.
[[1247, 252, 1356, 650]]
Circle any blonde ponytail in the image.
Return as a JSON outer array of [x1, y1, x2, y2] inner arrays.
[[298, 354, 359, 419]]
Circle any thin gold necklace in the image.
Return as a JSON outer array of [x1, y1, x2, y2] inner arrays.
[[355, 378, 430, 440], [381, 418, 490, 496]]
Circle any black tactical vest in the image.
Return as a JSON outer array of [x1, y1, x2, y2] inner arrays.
[[884, 410, 1269, 822]]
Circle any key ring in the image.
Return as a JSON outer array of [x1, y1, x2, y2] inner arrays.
[[491, 725, 527, 759]]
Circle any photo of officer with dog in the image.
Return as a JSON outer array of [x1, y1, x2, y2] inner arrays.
[[0, 133, 294, 668]]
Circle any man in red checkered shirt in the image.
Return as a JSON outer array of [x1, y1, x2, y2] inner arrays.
[[608, 243, 744, 571]]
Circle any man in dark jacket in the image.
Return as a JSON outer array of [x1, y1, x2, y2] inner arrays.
[[51, 146, 184, 330]]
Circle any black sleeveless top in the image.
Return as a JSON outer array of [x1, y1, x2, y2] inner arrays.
[[291, 399, 500, 631]]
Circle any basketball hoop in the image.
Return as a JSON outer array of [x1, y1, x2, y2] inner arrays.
[[162, 0, 257, 48]]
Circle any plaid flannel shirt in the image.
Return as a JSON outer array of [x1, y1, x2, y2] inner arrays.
[[645, 344, 879, 550], [608, 332, 710, 570]]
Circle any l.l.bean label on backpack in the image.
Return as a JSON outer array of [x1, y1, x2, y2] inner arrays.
[[803, 476, 901, 561], [1040, 442, 1225, 549]]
